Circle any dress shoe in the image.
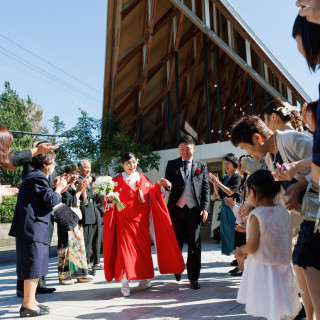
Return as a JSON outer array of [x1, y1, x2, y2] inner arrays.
[[174, 274, 181, 282], [228, 267, 239, 274], [230, 270, 243, 276], [37, 305, 50, 311], [20, 306, 49, 318], [230, 259, 238, 266], [88, 269, 96, 276], [16, 290, 24, 298], [138, 279, 151, 290], [77, 274, 94, 283], [121, 287, 130, 297], [189, 280, 200, 290], [92, 264, 103, 271], [59, 279, 74, 285], [36, 287, 56, 294]]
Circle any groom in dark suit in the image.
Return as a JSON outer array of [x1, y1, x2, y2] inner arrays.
[[165, 135, 210, 289]]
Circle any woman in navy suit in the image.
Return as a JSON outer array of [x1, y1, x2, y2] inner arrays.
[[9, 152, 67, 318]]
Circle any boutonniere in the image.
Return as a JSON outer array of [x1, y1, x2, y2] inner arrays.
[[195, 168, 202, 175]]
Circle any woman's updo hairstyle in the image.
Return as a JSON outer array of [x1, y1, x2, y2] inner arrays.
[[246, 170, 281, 200], [121, 152, 136, 164], [64, 164, 80, 174], [223, 153, 238, 168], [262, 99, 303, 132], [32, 151, 56, 169]]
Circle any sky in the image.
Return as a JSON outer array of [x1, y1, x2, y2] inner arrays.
[[0, 1, 107, 132], [0, 0, 319, 133]]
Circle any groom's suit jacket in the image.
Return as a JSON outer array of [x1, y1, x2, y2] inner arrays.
[[165, 158, 210, 214]]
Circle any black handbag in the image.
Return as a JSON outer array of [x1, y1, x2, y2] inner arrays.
[[52, 203, 79, 231]]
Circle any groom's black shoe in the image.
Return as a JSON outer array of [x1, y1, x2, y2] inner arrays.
[[174, 274, 181, 282], [189, 280, 200, 290]]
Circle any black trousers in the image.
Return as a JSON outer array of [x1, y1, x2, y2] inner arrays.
[[91, 213, 102, 265], [83, 224, 95, 264], [17, 219, 55, 292], [170, 205, 202, 281]]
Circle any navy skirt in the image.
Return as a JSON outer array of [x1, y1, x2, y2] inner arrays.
[[293, 220, 320, 270], [16, 237, 49, 280]]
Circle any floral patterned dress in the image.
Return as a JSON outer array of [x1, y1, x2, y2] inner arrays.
[[58, 185, 88, 280]]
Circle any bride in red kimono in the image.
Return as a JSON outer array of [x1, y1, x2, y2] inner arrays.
[[103, 152, 185, 297]]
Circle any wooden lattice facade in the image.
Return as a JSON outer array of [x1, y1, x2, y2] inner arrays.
[[103, 0, 310, 150]]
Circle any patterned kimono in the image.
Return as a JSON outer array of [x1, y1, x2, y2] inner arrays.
[[58, 185, 88, 280]]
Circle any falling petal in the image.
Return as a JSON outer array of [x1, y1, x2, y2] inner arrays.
[[240, 107, 242, 111], [235, 103, 237, 107], [218, 130, 221, 133], [223, 106, 226, 110], [242, 112, 245, 115], [211, 129, 214, 133]]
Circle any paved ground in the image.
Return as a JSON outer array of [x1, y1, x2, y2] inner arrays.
[[0, 242, 264, 320]]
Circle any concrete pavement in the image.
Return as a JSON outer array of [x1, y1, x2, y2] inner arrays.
[[0, 242, 264, 320]]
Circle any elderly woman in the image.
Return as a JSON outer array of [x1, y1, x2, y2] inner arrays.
[[209, 153, 242, 256], [9, 152, 67, 318], [58, 164, 93, 285]]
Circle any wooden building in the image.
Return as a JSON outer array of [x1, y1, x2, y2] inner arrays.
[[103, 0, 310, 150]]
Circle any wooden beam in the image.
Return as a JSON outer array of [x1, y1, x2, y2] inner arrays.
[[114, 76, 144, 104], [153, 6, 179, 34], [114, 86, 140, 117], [138, 0, 158, 115], [167, 11, 184, 91], [121, 0, 143, 19], [117, 33, 150, 73], [109, 0, 123, 112]]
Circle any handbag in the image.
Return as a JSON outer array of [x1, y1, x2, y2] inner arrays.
[[301, 181, 320, 232], [52, 203, 79, 231]]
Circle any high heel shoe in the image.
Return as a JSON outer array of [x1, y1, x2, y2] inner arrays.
[[19, 306, 49, 317]]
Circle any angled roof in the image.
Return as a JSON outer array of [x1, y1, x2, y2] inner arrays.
[[103, 0, 309, 149]]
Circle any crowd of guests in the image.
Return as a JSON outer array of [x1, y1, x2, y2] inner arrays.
[[0, 3, 319, 320]]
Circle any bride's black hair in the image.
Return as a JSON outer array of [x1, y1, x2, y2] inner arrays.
[[121, 152, 136, 164]]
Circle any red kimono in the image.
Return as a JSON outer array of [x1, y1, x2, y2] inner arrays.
[[103, 173, 185, 282]]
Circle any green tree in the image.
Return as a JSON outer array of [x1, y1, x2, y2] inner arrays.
[[50, 111, 160, 174], [0, 82, 45, 186]]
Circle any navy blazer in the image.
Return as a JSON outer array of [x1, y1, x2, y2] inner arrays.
[[165, 157, 210, 213], [9, 169, 62, 245]]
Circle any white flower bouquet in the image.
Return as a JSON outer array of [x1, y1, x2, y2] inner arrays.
[[93, 176, 126, 211]]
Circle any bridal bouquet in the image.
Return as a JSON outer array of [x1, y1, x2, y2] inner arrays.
[[93, 176, 126, 211]]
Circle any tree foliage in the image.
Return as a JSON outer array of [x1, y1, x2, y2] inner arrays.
[[50, 111, 160, 175], [0, 82, 46, 186]]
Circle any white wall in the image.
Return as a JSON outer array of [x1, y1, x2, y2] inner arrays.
[[144, 141, 244, 184]]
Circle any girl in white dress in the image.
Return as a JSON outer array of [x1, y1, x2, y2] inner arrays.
[[234, 170, 301, 320]]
